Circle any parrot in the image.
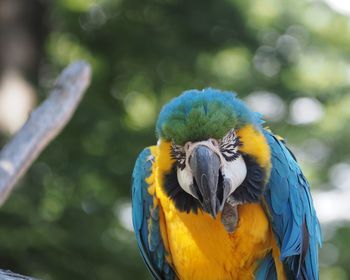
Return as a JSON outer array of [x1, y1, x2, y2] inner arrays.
[[131, 88, 322, 280]]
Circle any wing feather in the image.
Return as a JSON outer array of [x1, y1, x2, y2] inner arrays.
[[132, 147, 175, 280], [263, 131, 322, 280]]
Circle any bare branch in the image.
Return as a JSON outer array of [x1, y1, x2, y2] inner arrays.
[[0, 60, 92, 205], [0, 270, 35, 280]]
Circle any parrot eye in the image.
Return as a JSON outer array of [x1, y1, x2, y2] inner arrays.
[[171, 142, 186, 170], [219, 129, 241, 161]]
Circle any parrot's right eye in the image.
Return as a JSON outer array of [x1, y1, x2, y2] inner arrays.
[[171, 142, 186, 170], [219, 129, 241, 161]]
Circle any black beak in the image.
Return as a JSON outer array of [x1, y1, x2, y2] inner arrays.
[[189, 145, 221, 218]]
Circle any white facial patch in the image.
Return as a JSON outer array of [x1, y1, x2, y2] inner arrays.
[[221, 155, 247, 195], [177, 165, 196, 198]]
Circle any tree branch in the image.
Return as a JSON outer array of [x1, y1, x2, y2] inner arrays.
[[0, 60, 92, 206], [0, 270, 35, 280]]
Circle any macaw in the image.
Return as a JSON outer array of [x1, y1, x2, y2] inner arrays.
[[131, 88, 322, 280]]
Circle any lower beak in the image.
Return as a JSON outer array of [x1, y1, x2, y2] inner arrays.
[[189, 145, 221, 218]]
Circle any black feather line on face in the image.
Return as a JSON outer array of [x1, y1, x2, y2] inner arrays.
[[219, 131, 242, 162], [230, 153, 267, 204], [163, 165, 201, 213], [170, 142, 186, 170]]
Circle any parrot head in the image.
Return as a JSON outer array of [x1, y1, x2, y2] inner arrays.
[[156, 88, 271, 219]]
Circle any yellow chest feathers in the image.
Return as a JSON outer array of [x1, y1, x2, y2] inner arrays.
[[157, 189, 273, 280]]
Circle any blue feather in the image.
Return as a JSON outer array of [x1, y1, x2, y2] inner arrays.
[[131, 148, 175, 280], [263, 130, 322, 280], [256, 252, 278, 280]]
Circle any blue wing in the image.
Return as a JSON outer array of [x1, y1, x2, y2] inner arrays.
[[131, 147, 175, 280], [261, 131, 322, 280]]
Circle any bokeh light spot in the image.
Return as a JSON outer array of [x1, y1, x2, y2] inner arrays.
[[289, 97, 324, 125], [245, 91, 286, 122], [123, 92, 157, 129]]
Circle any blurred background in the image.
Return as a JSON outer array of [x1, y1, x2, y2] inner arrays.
[[0, 0, 349, 279]]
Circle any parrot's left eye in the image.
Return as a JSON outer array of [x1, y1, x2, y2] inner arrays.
[[171, 142, 186, 170], [219, 129, 241, 161]]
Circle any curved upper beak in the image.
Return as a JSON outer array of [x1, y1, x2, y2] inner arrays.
[[189, 145, 221, 218]]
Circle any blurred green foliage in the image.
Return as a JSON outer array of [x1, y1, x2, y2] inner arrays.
[[1, 0, 350, 279]]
